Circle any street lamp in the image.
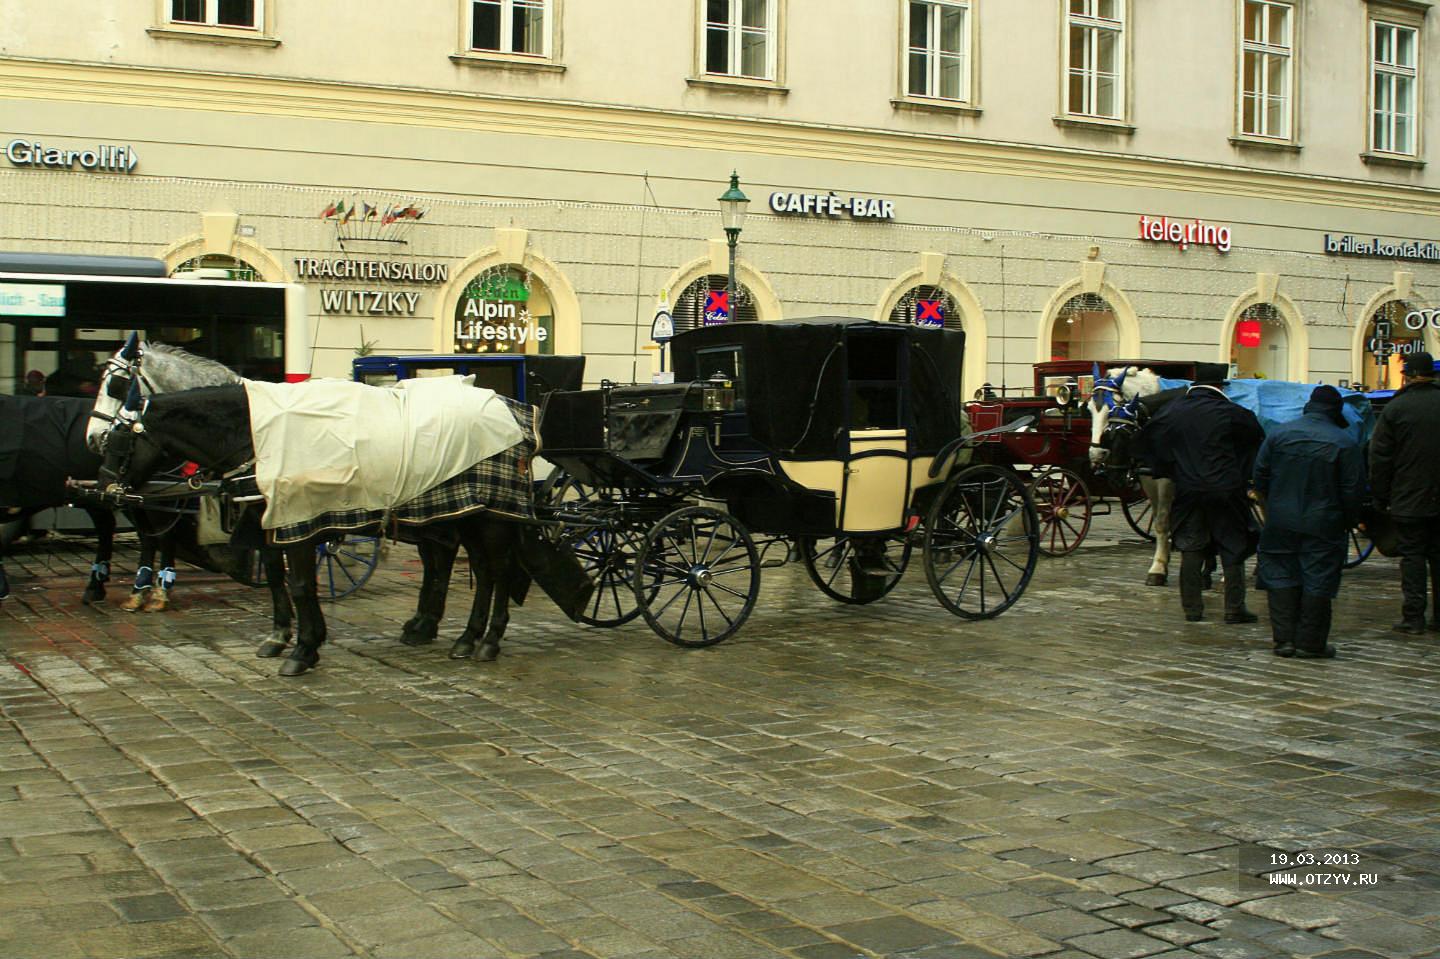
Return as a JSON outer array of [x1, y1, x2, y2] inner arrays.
[[717, 171, 749, 316]]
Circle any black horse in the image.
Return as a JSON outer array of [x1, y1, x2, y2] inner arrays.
[[1, 394, 117, 603], [103, 384, 575, 676]]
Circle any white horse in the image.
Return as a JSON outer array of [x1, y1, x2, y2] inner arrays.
[[1087, 366, 1177, 586]]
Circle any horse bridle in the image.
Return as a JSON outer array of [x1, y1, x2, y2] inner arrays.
[[89, 356, 159, 430]]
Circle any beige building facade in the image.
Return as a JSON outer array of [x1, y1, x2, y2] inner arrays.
[[2, 0, 1439, 394]]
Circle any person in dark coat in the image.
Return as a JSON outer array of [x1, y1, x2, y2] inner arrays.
[[1253, 386, 1365, 658], [1370, 350, 1440, 634], [1142, 381, 1266, 623]]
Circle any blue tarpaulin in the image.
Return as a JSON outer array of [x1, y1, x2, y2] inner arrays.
[[1155, 377, 1375, 445]]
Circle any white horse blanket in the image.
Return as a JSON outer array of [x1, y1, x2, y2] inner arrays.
[[245, 376, 524, 530]]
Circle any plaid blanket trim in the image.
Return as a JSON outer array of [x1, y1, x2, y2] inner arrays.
[[269, 397, 537, 545]]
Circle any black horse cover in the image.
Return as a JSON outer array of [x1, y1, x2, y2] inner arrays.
[[0, 395, 102, 509]]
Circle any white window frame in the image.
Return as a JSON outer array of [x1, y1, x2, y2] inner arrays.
[[469, 0, 553, 58], [1371, 19, 1420, 156], [906, 0, 972, 102], [167, 0, 264, 30], [704, 0, 779, 81], [1063, 0, 1126, 120], [1238, 0, 1295, 140]]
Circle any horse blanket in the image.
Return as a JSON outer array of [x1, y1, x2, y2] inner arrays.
[[268, 397, 537, 545], [246, 376, 524, 531], [0, 395, 100, 509], [1156, 377, 1375, 445]]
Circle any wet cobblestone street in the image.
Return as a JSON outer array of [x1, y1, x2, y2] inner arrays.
[[2, 516, 1437, 959]]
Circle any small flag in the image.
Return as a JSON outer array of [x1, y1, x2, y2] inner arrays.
[[333, 199, 348, 221], [381, 205, 397, 226], [362, 202, 377, 220], [341, 202, 357, 224], [320, 200, 338, 219]]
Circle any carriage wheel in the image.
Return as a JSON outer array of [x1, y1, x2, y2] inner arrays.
[[636, 506, 760, 648], [799, 535, 912, 604], [1031, 468, 1092, 557], [567, 524, 650, 627], [923, 464, 1039, 620], [318, 534, 381, 601], [542, 471, 597, 509], [1345, 524, 1375, 569], [1121, 485, 1157, 542]]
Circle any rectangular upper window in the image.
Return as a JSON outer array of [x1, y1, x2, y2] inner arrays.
[[705, 0, 777, 79], [1240, 0, 1294, 139], [906, 0, 971, 102], [1371, 19, 1419, 155], [470, 0, 550, 57], [1064, 0, 1125, 120], [169, 0, 262, 29]]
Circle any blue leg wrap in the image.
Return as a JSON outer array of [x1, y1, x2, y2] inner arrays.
[[158, 568, 176, 589], [132, 566, 154, 591], [91, 562, 110, 582]]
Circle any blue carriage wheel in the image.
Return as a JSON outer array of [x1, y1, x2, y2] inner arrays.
[[318, 534, 382, 601]]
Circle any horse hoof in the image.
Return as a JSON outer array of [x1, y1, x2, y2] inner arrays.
[[400, 631, 437, 647], [256, 637, 290, 658], [477, 643, 500, 662], [81, 585, 106, 605], [120, 592, 147, 612], [448, 641, 475, 660], [1145, 574, 1167, 587], [278, 654, 317, 677]]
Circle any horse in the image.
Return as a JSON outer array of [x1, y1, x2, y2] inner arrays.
[[100, 382, 552, 676], [0, 394, 116, 604], [89, 336, 501, 657], [85, 334, 289, 618], [1086, 365, 1180, 586]]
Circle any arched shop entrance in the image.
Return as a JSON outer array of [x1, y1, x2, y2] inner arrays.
[[453, 266, 555, 355], [1229, 302, 1289, 380], [1358, 299, 1421, 391], [1049, 293, 1120, 360], [674, 274, 759, 330]]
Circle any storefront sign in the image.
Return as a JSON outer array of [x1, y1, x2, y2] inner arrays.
[[704, 290, 730, 325], [1325, 234, 1440, 263], [651, 306, 675, 344], [1139, 216, 1232, 253], [454, 300, 547, 347], [1404, 308, 1440, 330], [769, 192, 895, 220], [0, 282, 65, 317], [1235, 319, 1261, 348], [915, 299, 945, 329], [5, 139, 139, 173], [1369, 337, 1426, 356], [296, 258, 451, 316]]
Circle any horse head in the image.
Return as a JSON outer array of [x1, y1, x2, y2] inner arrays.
[[87, 333, 146, 453]]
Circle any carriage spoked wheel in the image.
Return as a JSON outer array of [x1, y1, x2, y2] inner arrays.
[[317, 534, 382, 600], [1344, 524, 1375, 569], [568, 524, 651, 627], [635, 506, 760, 648], [799, 535, 912, 604], [922, 464, 1039, 620], [1121, 483, 1157, 542], [1030, 468, 1092, 557]]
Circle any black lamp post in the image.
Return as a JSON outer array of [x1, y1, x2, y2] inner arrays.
[[717, 171, 749, 316]]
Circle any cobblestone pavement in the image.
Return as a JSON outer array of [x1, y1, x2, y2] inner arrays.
[[1, 515, 1437, 959]]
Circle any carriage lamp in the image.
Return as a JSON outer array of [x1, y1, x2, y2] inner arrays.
[[717, 171, 749, 309]]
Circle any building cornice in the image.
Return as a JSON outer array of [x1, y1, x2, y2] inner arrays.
[[2, 55, 1438, 216]]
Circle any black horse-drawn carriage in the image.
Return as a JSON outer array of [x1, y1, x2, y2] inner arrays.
[[537, 318, 1041, 648]]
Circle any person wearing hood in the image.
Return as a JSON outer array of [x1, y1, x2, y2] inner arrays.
[[1370, 350, 1440, 634], [1141, 379, 1266, 624], [1253, 385, 1366, 658]]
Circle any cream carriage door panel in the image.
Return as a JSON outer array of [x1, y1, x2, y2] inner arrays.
[[842, 430, 910, 533], [777, 460, 846, 527]]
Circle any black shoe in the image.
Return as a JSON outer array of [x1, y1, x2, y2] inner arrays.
[[1225, 610, 1259, 624], [1295, 645, 1337, 659], [1273, 643, 1295, 657], [1392, 621, 1426, 635]]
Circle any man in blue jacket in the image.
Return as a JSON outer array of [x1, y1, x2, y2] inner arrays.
[[1253, 386, 1366, 658]]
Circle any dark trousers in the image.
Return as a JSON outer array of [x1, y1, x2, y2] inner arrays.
[[1181, 552, 1246, 619], [1394, 515, 1440, 625]]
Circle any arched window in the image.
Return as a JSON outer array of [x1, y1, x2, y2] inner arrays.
[[1229, 302, 1289, 380], [172, 253, 262, 282], [454, 266, 555, 355], [889, 284, 961, 331], [1051, 293, 1119, 360], [674, 274, 758, 331], [1360, 300, 1418, 391]]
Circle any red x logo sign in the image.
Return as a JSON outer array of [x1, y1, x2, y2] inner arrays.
[[705, 291, 730, 315], [917, 299, 944, 323]]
